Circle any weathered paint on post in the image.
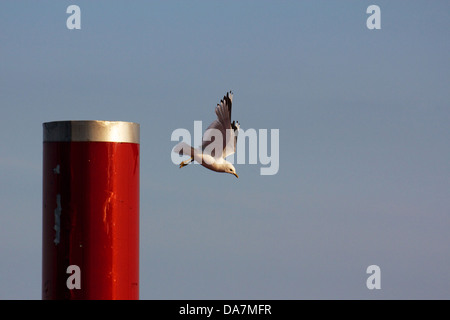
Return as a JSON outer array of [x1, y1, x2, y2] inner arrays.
[[42, 121, 139, 299]]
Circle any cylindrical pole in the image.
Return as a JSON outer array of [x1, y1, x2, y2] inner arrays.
[[42, 120, 140, 300]]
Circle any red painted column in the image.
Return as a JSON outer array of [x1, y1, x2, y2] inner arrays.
[[42, 121, 139, 300]]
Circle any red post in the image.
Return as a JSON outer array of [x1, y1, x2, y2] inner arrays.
[[42, 121, 140, 299]]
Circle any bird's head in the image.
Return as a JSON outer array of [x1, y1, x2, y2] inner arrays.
[[224, 164, 239, 178]]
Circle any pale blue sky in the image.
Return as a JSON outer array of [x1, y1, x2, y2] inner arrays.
[[1, 1, 449, 299]]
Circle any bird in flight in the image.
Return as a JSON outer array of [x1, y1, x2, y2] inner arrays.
[[173, 91, 240, 178]]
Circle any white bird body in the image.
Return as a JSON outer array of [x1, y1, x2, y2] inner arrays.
[[173, 91, 240, 178], [176, 142, 233, 172]]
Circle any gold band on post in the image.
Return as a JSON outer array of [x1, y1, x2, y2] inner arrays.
[[43, 120, 140, 143]]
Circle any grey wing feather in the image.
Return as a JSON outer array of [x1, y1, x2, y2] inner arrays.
[[201, 119, 225, 158], [202, 91, 238, 159]]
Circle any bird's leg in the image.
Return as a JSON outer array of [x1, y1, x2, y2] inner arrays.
[[179, 157, 194, 168]]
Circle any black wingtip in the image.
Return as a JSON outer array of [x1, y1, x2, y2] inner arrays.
[[231, 120, 239, 131]]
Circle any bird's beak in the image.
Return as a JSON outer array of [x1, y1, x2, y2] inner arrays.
[[233, 173, 239, 178]]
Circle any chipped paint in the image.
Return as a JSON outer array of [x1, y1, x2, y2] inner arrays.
[[103, 191, 114, 236], [54, 194, 61, 245]]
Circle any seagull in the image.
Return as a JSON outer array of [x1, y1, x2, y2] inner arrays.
[[173, 91, 240, 178]]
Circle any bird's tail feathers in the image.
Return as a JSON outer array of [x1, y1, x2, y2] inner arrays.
[[173, 142, 194, 157]]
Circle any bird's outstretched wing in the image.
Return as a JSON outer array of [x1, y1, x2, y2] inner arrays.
[[202, 91, 239, 159]]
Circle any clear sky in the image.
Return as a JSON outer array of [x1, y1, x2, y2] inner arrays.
[[1, 1, 449, 299]]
